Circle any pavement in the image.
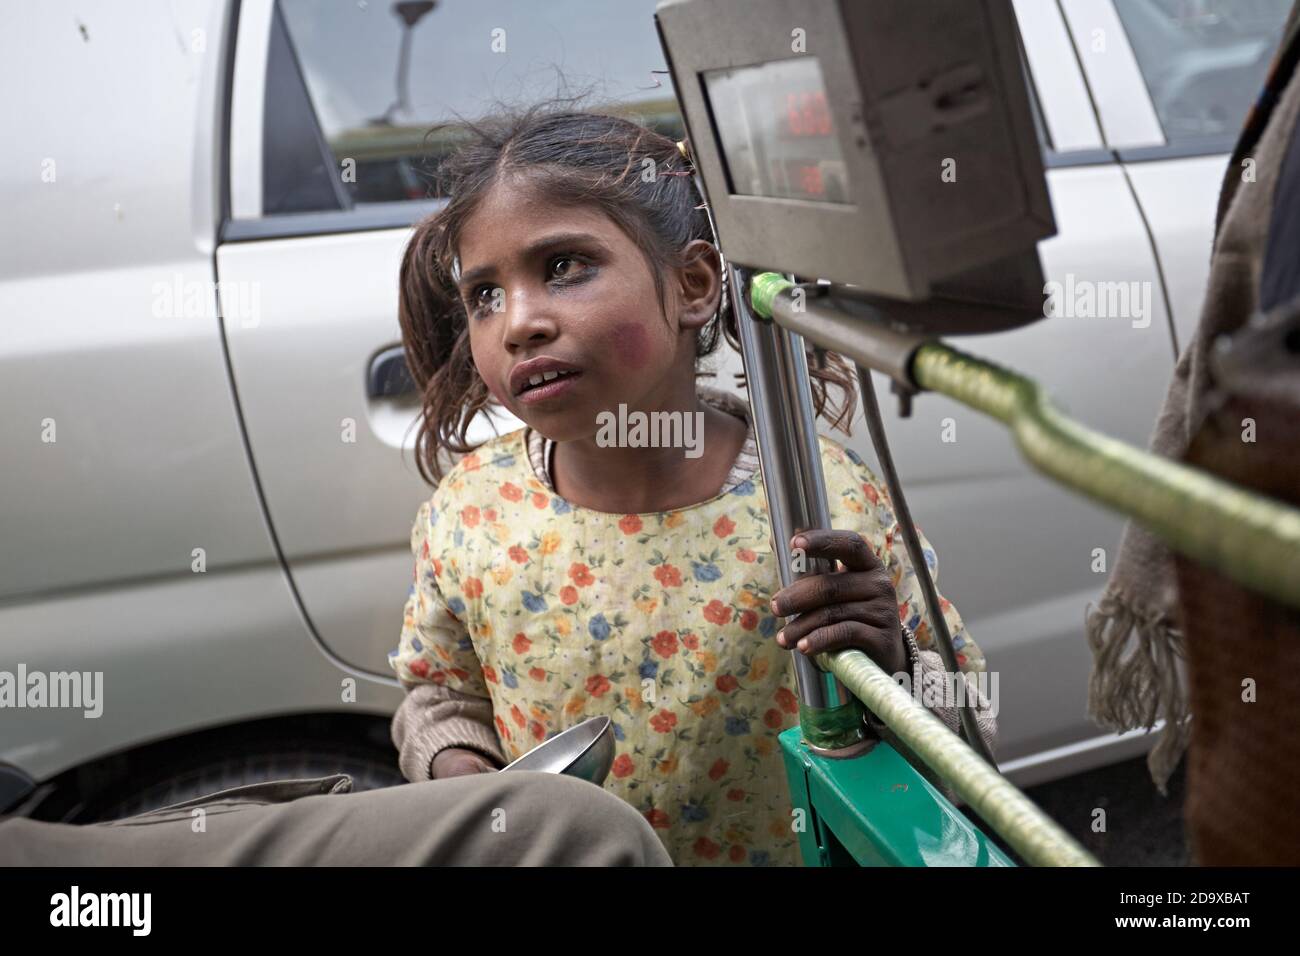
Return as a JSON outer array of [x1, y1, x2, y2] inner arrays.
[[965, 755, 1191, 866]]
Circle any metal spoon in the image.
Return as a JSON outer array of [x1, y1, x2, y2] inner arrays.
[[498, 715, 615, 786]]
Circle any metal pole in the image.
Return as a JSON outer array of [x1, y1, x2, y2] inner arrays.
[[731, 266, 870, 755], [855, 364, 998, 766]]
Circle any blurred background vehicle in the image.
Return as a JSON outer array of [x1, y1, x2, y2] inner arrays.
[[0, 0, 1290, 821]]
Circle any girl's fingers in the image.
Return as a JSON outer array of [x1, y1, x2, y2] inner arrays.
[[793, 621, 903, 671], [771, 567, 894, 617], [789, 529, 884, 574], [771, 530, 894, 617], [776, 600, 896, 647]]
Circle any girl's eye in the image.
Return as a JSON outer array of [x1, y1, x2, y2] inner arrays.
[[467, 256, 590, 314], [549, 255, 588, 282]]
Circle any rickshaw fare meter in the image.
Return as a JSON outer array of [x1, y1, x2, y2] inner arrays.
[[655, 0, 1056, 321]]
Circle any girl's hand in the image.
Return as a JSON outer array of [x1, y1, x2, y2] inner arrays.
[[431, 747, 499, 779], [770, 530, 908, 676]]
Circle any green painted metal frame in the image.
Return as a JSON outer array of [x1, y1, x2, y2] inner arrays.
[[781, 728, 1016, 867], [815, 648, 1099, 866]]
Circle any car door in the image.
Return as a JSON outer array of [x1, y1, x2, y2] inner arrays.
[[914, 0, 1285, 782], [835, 0, 1184, 783], [0, 0, 396, 789], [217, 0, 678, 681]]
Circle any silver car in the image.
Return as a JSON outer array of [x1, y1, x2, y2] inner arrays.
[[0, 0, 1289, 821]]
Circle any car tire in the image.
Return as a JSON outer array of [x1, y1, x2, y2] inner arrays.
[[76, 740, 406, 823]]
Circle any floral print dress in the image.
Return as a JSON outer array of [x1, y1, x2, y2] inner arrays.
[[389, 422, 988, 866]]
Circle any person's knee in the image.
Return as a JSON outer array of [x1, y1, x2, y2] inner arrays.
[[518, 773, 672, 867], [381, 772, 671, 866]]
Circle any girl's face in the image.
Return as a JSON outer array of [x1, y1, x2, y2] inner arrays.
[[454, 176, 717, 442]]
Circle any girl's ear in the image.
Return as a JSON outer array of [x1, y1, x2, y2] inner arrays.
[[676, 240, 723, 332]]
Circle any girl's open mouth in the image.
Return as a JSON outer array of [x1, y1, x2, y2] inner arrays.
[[517, 369, 582, 404]]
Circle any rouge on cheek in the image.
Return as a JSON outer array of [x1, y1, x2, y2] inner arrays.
[[606, 321, 652, 370]]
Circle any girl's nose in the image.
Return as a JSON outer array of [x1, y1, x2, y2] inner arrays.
[[501, 287, 560, 348]]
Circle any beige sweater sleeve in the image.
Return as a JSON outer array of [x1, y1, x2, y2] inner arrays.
[[390, 681, 507, 782], [388, 497, 507, 782], [910, 635, 998, 755], [864, 627, 998, 755]]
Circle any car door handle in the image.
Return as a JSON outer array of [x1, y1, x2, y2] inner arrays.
[[367, 345, 417, 399]]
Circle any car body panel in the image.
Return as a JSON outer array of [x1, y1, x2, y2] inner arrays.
[[3, 0, 1272, 790], [0, 0, 271, 601], [0, 0, 401, 783], [1123, 155, 1230, 354]]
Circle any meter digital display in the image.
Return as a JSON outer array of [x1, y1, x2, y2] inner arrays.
[[704, 57, 850, 204]]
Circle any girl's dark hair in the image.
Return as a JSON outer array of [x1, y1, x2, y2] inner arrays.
[[398, 98, 858, 485]]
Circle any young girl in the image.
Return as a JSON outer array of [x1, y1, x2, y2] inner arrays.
[[388, 105, 996, 866]]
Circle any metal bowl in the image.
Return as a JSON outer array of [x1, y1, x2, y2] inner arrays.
[[499, 715, 614, 785]]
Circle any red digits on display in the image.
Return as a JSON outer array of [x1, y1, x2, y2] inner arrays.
[[798, 164, 825, 197], [785, 90, 831, 137]]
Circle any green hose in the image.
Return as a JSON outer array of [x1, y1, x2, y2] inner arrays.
[[914, 343, 1300, 610], [751, 272, 1300, 610], [821, 648, 1101, 866]]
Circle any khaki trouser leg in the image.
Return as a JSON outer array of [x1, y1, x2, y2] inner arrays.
[[0, 771, 672, 867]]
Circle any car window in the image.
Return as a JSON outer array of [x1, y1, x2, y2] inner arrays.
[[275, 0, 681, 209], [1113, 0, 1291, 150], [265, 0, 1061, 219]]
